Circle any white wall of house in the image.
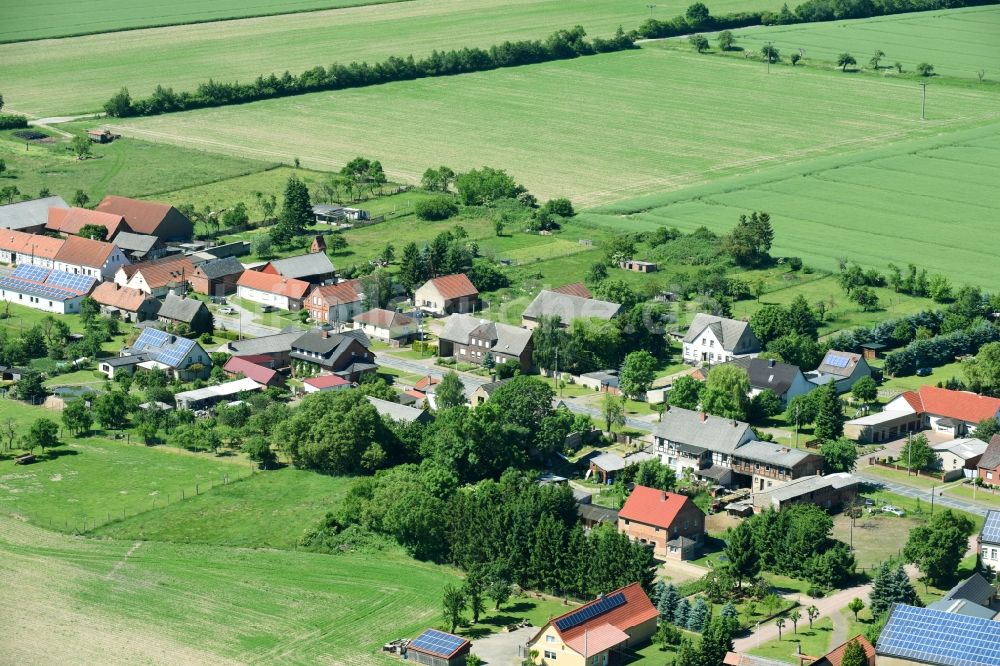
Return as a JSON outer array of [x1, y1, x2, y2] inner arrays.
[[0, 289, 81, 314], [55, 249, 128, 282], [413, 283, 445, 315], [238, 285, 291, 310], [683, 326, 758, 364], [748, 372, 814, 405], [981, 540, 1000, 569], [0, 251, 55, 269], [353, 320, 417, 341]]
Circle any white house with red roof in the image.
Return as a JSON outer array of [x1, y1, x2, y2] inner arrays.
[[414, 273, 479, 316], [222, 356, 282, 387], [617, 486, 706, 560], [526, 583, 657, 666], [845, 385, 1000, 443], [301, 374, 351, 393]]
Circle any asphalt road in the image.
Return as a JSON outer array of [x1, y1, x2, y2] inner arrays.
[[855, 470, 990, 517]]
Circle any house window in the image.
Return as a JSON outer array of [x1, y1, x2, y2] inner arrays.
[[992, 549, 997, 560], [623, 520, 629, 526], [990, 472, 994, 480], [544, 651, 557, 660], [545, 635, 555, 644], [701, 337, 706, 344], [710, 340, 714, 347]]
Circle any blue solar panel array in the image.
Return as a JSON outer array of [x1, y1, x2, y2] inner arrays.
[[12, 264, 49, 282], [824, 353, 851, 369], [982, 511, 1000, 544], [409, 629, 467, 658], [46, 270, 96, 294], [0, 277, 77, 302], [131, 328, 198, 368], [877, 604, 1000, 666], [133, 327, 170, 352], [554, 592, 626, 632]]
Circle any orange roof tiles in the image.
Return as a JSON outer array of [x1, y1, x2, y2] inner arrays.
[[565, 624, 630, 657], [425, 273, 478, 300], [810, 636, 875, 666], [0, 229, 64, 259], [619, 486, 693, 530], [903, 386, 1000, 424], [308, 279, 363, 305], [96, 196, 173, 235], [223, 356, 279, 385], [54, 234, 117, 268], [237, 270, 310, 299], [547, 583, 657, 655], [126, 256, 195, 289], [46, 207, 128, 238], [90, 282, 150, 311]]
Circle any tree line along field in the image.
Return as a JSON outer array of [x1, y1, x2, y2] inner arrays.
[[0, 0, 788, 117], [107, 44, 1000, 206], [583, 119, 1000, 286], [721, 5, 1000, 79], [0, 0, 408, 43]]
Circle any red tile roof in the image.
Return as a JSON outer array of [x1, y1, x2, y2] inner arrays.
[[308, 279, 363, 306], [121, 256, 195, 289], [902, 386, 1000, 424], [552, 282, 592, 299], [424, 273, 478, 300], [96, 196, 174, 235], [565, 624, 630, 657], [810, 636, 875, 666], [619, 486, 694, 530], [0, 229, 64, 259], [237, 270, 310, 299], [545, 583, 657, 656], [54, 234, 118, 268], [46, 207, 128, 238], [414, 375, 440, 391], [303, 375, 350, 389], [90, 282, 150, 311], [223, 356, 278, 385]]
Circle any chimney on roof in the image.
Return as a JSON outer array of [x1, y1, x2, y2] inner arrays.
[[662, 491, 667, 501], [700, 411, 707, 422], [321, 329, 329, 339]]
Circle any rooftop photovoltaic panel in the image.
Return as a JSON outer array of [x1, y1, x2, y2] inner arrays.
[[554, 592, 626, 632], [408, 629, 468, 658], [0, 277, 78, 302], [824, 353, 850, 368], [46, 270, 96, 294], [133, 327, 170, 351], [12, 264, 50, 282], [982, 511, 1000, 543], [877, 604, 1000, 666]]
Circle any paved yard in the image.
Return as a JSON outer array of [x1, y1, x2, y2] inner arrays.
[[471, 626, 536, 666]]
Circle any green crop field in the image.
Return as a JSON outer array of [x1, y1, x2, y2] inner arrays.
[[0, 127, 275, 205], [107, 45, 1000, 207], [0, 0, 406, 42], [0, 0, 787, 117], [0, 516, 458, 665], [585, 119, 1000, 286], [721, 5, 1000, 79]]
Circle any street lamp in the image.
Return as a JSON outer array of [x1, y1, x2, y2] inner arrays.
[[919, 82, 928, 121], [646, 3, 656, 17]]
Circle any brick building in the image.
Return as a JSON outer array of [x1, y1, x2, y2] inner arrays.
[[617, 486, 706, 560]]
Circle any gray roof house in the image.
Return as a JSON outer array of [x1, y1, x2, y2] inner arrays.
[[653, 407, 755, 485], [290, 328, 377, 381], [366, 396, 431, 424], [806, 350, 872, 393], [262, 253, 335, 283], [725, 357, 814, 404], [682, 314, 761, 364], [217, 328, 304, 365], [0, 195, 68, 232], [156, 293, 213, 335], [521, 290, 621, 328], [111, 231, 166, 261], [926, 573, 996, 618], [438, 313, 534, 372]]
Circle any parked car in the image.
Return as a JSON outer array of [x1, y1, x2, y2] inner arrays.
[[218, 306, 235, 315], [261, 305, 277, 313], [916, 367, 933, 376], [881, 505, 906, 517]]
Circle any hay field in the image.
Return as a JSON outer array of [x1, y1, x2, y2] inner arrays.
[[0, 516, 457, 665], [584, 120, 1000, 286], [109, 46, 1000, 206], [0, 0, 786, 116], [723, 5, 1000, 79], [0, 0, 404, 42]]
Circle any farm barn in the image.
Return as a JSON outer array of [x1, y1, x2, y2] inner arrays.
[[404, 629, 470, 666]]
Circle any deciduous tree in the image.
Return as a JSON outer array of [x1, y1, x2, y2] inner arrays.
[[701, 364, 750, 421], [838, 52, 857, 71], [904, 509, 975, 588], [813, 382, 845, 441], [820, 437, 858, 473], [619, 350, 657, 399]]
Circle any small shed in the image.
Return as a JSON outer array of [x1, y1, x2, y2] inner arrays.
[[619, 259, 658, 273], [405, 629, 471, 666], [860, 343, 886, 361], [588, 452, 626, 483]]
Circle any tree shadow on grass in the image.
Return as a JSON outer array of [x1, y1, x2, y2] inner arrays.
[[44, 448, 80, 460]]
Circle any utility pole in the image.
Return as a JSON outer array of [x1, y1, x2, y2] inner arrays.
[[930, 485, 935, 515], [554, 347, 561, 398], [646, 3, 656, 17], [766, 41, 773, 75], [920, 82, 928, 120], [794, 403, 800, 449]]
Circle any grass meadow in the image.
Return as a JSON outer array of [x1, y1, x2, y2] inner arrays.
[[108, 45, 1000, 206], [0, 0, 406, 42], [0, 127, 274, 205], [721, 5, 1000, 79], [0, 0, 786, 116]]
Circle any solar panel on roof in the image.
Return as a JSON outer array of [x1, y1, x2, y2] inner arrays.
[[46, 270, 95, 294], [133, 328, 169, 351], [12, 264, 50, 282], [553, 592, 626, 632], [824, 353, 850, 369], [982, 511, 1000, 543], [0, 276, 78, 301], [878, 604, 1000, 666], [409, 629, 467, 658]]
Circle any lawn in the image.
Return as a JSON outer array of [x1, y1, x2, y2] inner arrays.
[[585, 117, 1000, 287], [0, 127, 274, 206], [748, 616, 834, 664], [91, 468, 351, 549], [0, 515, 459, 665], [720, 5, 1000, 79], [879, 360, 969, 393], [106, 45, 1000, 206], [0, 0, 410, 42], [831, 511, 923, 570], [0, 0, 787, 116]]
